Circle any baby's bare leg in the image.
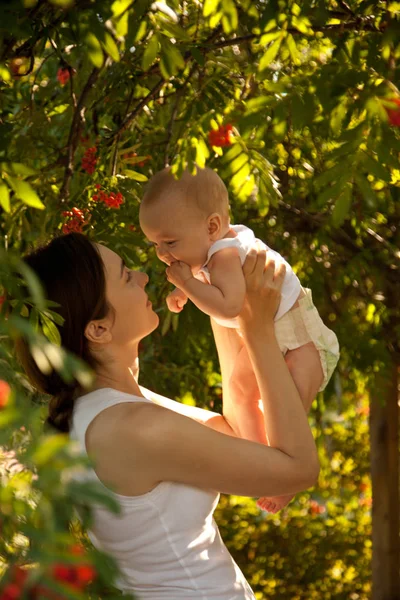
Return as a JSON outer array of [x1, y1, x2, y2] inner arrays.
[[258, 342, 323, 513], [229, 345, 268, 444]]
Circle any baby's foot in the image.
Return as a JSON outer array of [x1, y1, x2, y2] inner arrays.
[[257, 494, 294, 514]]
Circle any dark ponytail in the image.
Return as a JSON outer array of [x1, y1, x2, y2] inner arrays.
[[14, 233, 111, 433]]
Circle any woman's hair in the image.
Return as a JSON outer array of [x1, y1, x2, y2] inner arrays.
[[14, 233, 111, 433]]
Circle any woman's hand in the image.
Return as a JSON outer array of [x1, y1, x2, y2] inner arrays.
[[238, 245, 286, 335]]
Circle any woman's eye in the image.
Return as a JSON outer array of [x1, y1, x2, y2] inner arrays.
[[126, 270, 133, 281]]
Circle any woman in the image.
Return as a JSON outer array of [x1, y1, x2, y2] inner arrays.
[[15, 233, 319, 599]]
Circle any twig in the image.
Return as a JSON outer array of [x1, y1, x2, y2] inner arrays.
[[110, 78, 165, 139], [59, 67, 101, 203], [164, 93, 181, 167], [111, 134, 120, 176], [29, 52, 55, 114]]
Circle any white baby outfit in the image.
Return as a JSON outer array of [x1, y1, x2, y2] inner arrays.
[[70, 386, 257, 600], [196, 224, 340, 390]]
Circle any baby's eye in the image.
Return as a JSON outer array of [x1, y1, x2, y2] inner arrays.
[[166, 241, 176, 246], [126, 269, 133, 281]]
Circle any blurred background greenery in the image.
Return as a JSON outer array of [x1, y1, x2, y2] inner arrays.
[[1, 0, 399, 598]]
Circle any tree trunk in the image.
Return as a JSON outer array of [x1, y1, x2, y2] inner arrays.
[[370, 358, 400, 599]]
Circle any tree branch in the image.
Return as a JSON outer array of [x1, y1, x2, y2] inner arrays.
[[59, 66, 101, 203], [110, 78, 165, 139]]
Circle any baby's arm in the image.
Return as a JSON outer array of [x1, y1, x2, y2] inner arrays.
[[166, 247, 246, 320]]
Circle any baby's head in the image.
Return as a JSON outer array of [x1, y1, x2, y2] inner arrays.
[[139, 166, 230, 273]]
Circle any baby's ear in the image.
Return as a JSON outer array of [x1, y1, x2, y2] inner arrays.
[[208, 213, 222, 238]]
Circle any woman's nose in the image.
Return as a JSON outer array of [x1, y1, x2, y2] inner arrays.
[[136, 271, 149, 287]]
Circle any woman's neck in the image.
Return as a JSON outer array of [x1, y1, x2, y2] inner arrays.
[[91, 355, 144, 397]]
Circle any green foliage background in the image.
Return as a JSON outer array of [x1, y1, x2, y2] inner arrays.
[[2, 0, 400, 597]]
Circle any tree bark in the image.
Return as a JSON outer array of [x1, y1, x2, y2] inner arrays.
[[370, 358, 400, 599]]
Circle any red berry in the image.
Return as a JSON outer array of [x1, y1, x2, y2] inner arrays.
[[57, 67, 70, 86], [1, 583, 20, 600], [75, 565, 96, 584], [208, 124, 234, 147], [52, 564, 71, 581], [385, 97, 400, 127], [0, 380, 11, 409], [95, 183, 101, 190]]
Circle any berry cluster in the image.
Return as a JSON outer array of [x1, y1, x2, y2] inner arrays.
[[57, 67, 71, 86], [0, 380, 10, 409], [82, 146, 98, 175], [122, 151, 151, 167], [384, 96, 400, 127], [92, 184, 124, 209], [62, 207, 90, 234], [208, 124, 234, 147], [0, 546, 96, 600], [309, 500, 326, 515]]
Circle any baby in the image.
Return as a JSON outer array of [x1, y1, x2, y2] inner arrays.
[[139, 166, 340, 513]]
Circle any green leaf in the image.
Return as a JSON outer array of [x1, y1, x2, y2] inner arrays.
[[259, 38, 282, 71], [161, 310, 171, 336], [231, 163, 251, 190], [160, 38, 185, 79], [204, 0, 220, 17], [314, 163, 347, 190], [286, 34, 300, 63], [112, 0, 131, 18], [6, 176, 44, 209], [362, 153, 391, 182], [355, 173, 377, 208], [332, 183, 353, 227], [85, 33, 104, 68], [190, 47, 205, 66], [32, 434, 69, 467], [101, 33, 120, 62], [159, 20, 192, 42], [123, 170, 148, 181], [40, 313, 62, 346], [0, 183, 10, 212], [142, 34, 159, 71], [4, 162, 37, 177], [42, 309, 65, 327], [330, 99, 348, 135], [18, 261, 46, 310], [221, 0, 238, 33], [260, 31, 281, 45]]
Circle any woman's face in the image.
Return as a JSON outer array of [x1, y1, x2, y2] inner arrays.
[[97, 244, 159, 346]]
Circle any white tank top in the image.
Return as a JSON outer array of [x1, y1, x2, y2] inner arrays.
[[197, 224, 301, 326], [69, 386, 256, 600]]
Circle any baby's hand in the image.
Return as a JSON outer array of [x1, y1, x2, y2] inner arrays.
[[166, 288, 188, 313], [166, 261, 193, 289]]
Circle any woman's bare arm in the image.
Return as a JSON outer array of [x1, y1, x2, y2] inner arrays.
[[139, 386, 238, 437]]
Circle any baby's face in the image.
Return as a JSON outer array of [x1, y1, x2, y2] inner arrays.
[[139, 195, 212, 274]]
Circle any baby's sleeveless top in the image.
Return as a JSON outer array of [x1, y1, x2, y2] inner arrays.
[[69, 386, 256, 600], [197, 224, 301, 326]]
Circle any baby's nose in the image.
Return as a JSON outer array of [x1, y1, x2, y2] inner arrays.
[[156, 247, 171, 263]]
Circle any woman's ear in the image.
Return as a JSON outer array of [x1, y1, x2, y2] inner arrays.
[[207, 213, 222, 240], [84, 319, 112, 345]]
